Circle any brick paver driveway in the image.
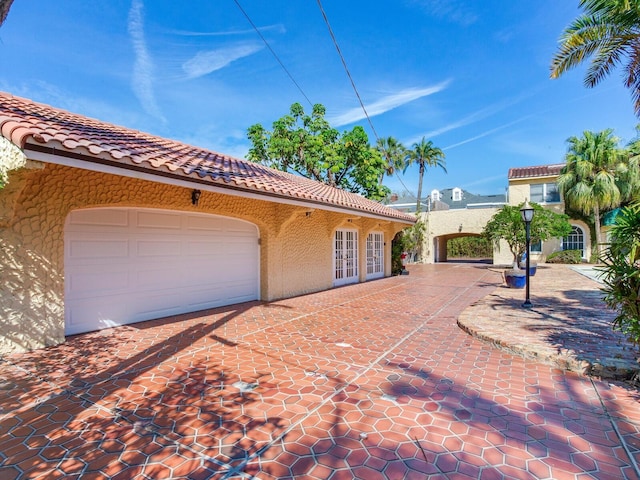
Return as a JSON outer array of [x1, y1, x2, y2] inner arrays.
[[1, 264, 639, 479]]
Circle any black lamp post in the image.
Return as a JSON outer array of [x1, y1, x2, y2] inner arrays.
[[520, 200, 535, 308]]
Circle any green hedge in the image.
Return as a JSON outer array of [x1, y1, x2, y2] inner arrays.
[[447, 236, 492, 258], [546, 249, 582, 264]]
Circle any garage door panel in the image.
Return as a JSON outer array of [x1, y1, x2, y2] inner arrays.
[[135, 239, 183, 257], [68, 208, 129, 228], [67, 238, 130, 260], [67, 269, 130, 296], [136, 210, 182, 230], [134, 266, 183, 290], [132, 291, 186, 317], [185, 239, 224, 256], [67, 297, 130, 331], [186, 214, 225, 232], [65, 208, 259, 335]]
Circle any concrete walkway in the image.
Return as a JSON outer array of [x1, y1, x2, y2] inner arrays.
[[458, 264, 639, 380], [1, 263, 639, 479]]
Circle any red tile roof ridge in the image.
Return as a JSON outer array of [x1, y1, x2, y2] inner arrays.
[[508, 163, 565, 179], [0, 91, 415, 223]]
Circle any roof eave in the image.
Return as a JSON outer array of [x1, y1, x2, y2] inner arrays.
[[23, 142, 416, 225]]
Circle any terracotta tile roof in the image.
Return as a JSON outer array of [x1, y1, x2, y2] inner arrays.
[[508, 164, 564, 180], [0, 92, 415, 224]]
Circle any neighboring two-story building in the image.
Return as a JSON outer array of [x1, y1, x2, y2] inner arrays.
[[504, 164, 592, 265], [387, 163, 593, 265], [387, 188, 506, 263]]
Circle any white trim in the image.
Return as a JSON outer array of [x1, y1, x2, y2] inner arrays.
[[25, 147, 414, 225]]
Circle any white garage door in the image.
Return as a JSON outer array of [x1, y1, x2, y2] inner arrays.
[[65, 207, 259, 335]]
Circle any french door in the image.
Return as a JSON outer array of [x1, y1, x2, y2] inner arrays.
[[366, 232, 384, 280], [334, 229, 358, 286]]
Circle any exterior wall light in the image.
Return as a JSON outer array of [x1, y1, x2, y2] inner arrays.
[[192, 189, 202, 206]]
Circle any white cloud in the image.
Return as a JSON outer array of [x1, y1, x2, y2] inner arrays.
[[408, 89, 540, 145], [462, 174, 506, 189], [182, 43, 264, 79], [328, 81, 450, 127], [409, 0, 478, 26], [443, 116, 532, 150], [128, 0, 165, 122], [169, 24, 286, 37]]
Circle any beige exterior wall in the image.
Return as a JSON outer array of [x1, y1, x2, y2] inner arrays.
[[504, 178, 592, 264], [420, 208, 500, 263], [417, 175, 593, 265], [0, 161, 405, 355]]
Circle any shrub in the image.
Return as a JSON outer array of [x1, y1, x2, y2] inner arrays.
[[546, 249, 582, 264], [599, 203, 640, 344], [448, 236, 492, 258]]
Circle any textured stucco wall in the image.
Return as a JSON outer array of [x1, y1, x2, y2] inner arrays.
[[501, 181, 592, 265], [0, 161, 407, 355], [0, 137, 27, 186], [419, 208, 500, 263]]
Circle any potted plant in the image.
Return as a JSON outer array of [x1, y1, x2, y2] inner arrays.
[[518, 252, 537, 276], [483, 202, 572, 288]]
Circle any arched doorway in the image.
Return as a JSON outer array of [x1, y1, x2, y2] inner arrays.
[[434, 233, 492, 263]]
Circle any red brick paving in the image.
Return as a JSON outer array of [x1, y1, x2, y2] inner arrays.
[[0, 263, 639, 479]]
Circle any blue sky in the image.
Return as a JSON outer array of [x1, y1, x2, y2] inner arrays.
[[1, 0, 638, 196]]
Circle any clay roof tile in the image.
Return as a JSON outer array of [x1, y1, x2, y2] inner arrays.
[[0, 91, 415, 223], [508, 164, 564, 180]]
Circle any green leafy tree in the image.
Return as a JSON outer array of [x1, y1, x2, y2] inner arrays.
[[599, 202, 640, 343], [558, 129, 636, 255], [375, 136, 407, 185], [550, 0, 640, 116], [404, 137, 446, 212], [482, 203, 572, 268], [246, 102, 389, 200]]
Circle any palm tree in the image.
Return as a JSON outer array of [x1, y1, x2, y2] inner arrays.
[[550, 0, 640, 116], [375, 136, 407, 185], [0, 0, 14, 27], [404, 137, 446, 212], [558, 129, 629, 255]]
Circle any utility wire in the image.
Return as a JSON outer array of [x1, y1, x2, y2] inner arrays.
[[236, 0, 415, 199], [315, 0, 417, 199], [233, 0, 313, 107], [315, 0, 380, 142]]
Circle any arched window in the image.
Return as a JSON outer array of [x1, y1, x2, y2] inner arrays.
[[430, 189, 441, 202], [452, 187, 462, 201], [562, 225, 584, 257]]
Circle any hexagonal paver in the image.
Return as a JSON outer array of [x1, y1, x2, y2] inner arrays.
[[1, 264, 639, 479]]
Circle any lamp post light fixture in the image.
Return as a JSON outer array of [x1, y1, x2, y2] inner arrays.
[[520, 199, 535, 308]]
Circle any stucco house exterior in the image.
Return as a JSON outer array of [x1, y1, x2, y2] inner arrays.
[[0, 92, 415, 355], [498, 163, 592, 265], [387, 188, 506, 263], [388, 164, 593, 267]]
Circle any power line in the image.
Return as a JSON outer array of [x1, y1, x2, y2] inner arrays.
[[236, 0, 415, 199], [315, 0, 380, 142], [233, 0, 313, 107], [315, 0, 416, 198]]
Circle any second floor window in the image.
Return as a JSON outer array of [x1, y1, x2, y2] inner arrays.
[[530, 183, 560, 203]]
